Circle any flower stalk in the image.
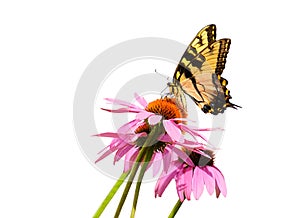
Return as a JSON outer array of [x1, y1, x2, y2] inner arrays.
[[113, 146, 147, 218], [115, 124, 162, 217], [93, 171, 130, 218], [130, 149, 153, 218], [168, 199, 184, 218]]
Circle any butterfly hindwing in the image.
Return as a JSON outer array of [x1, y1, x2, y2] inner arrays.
[[173, 24, 240, 114]]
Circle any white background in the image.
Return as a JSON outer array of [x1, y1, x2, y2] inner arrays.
[[1, 1, 300, 217]]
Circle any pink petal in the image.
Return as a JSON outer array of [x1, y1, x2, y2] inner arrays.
[[96, 139, 118, 154], [183, 167, 193, 200], [134, 93, 148, 107], [148, 115, 162, 125], [178, 123, 208, 143], [145, 153, 156, 172], [202, 167, 215, 195], [182, 139, 203, 146], [152, 153, 162, 177], [114, 144, 133, 163], [177, 124, 198, 141], [124, 148, 139, 172], [162, 148, 172, 172], [196, 128, 222, 131], [210, 166, 227, 197], [94, 132, 119, 138], [118, 119, 139, 134], [215, 183, 221, 198], [157, 134, 172, 143], [95, 149, 113, 163], [155, 166, 179, 197], [163, 120, 183, 142], [192, 167, 204, 199], [176, 139, 206, 149], [130, 132, 147, 142], [136, 111, 153, 120], [95, 145, 117, 163], [175, 168, 186, 202], [104, 98, 142, 110], [170, 118, 189, 122], [101, 107, 141, 113], [112, 136, 128, 150]]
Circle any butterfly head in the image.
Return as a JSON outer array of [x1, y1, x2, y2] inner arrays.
[[202, 104, 212, 114]]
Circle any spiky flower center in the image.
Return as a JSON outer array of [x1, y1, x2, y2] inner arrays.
[[135, 98, 184, 135], [189, 150, 215, 167], [145, 98, 184, 120]]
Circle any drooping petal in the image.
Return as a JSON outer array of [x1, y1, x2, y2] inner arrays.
[[124, 147, 139, 172], [130, 132, 147, 142], [111, 136, 128, 150], [118, 119, 140, 135], [134, 93, 148, 107], [157, 134, 172, 143], [96, 139, 118, 155], [163, 120, 183, 142], [170, 117, 190, 122], [95, 145, 117, 163], [162, 148, 172, 172], [155, 166, 179, 197], [148, 115, 162, 125], [215, 183, 221, 198], [178, 123, 208, 143], [152, 153, 162, 177], [114, 144, 133, 163], [95, 150, 113, 163], [192, 166, 204, 199], [175, 167, 186, 202], [183, 167, 193, 200], [177, 124, 198, 142], [196, 127, 224, 131], [101, 107, 141, 113], [93, 132, 119, 138], [176, 139, 206, 149], [210, 166, 227, 197], [114, 134, 131, 145], [145, 152, 156, 172], [181, 139, 204, 146], [202, 167, 215, 195], [103, 98, 142, 110], [136, 111, 153, 120]]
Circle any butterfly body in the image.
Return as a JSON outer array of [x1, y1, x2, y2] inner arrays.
[[170, 24, 240, 114]]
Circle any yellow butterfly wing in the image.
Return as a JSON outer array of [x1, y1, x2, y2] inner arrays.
[[173, 24, 240, 114]]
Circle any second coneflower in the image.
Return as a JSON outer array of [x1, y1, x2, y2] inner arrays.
[[155, 149, 227, 217], [93, 94, 210, 218]]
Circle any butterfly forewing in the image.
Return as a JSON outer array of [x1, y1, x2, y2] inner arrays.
[[177, 25, 216, 76]]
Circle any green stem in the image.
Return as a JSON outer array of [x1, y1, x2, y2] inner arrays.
[[168, 199, 184, 218], [93, 172, 129, 218], [114, 124, 162, 218], [114, 147, 147, 218], [130, 150, 153, 218]]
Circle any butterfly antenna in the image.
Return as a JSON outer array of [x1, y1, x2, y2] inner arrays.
[[160, 85, 169, 97], [154, 69, 171, 81], [154, 69, 173, 98]]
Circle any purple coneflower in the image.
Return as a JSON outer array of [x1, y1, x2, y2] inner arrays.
[[95, 94, 207, 173], [155, 149, 227, 217]]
